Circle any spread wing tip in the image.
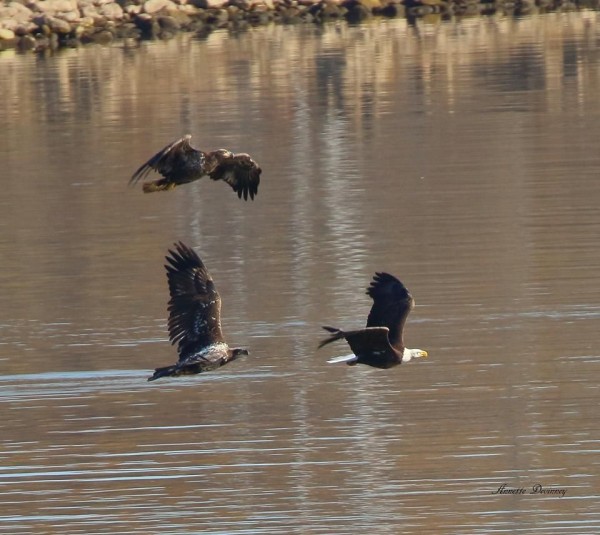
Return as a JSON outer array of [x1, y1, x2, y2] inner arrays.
[[129, 134, 195, 185], [165, 241, 203, 272], [366, 272, 410, 298]]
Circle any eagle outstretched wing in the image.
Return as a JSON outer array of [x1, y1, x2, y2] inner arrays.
[[130, 135, 205, 186], [209, 152, 261, 201], [164, 242, 225, 360], [365, 272, 414, 351]]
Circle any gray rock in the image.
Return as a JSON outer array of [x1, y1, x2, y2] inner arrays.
[[157, 14, 180, 30], [32, 0, 79, 14], [226, 5, 243, 19], [166, 9, 192, 26], [143, 0, 177, 14], [33, 14, 73, 33], [60, 9, 81, 21], [98, 3, 124, 20], [13, 21, 39, 35], [0, 2, 34, 23], [177, 4, 202, 15], [190, 0, 228, 8], [0, 27, 16, 40], [80, 4, 100, 18], [0, 19, 18, 32], [50, 16, 73, 33], [125, 4, 143, 15]]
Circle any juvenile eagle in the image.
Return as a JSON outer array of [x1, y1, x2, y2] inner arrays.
[[130, 135, 261, 200], [319, 272, 428, 369], [148, 242, 248, 381]]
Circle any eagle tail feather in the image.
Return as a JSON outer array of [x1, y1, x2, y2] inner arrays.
[[327, 353, 359, 365], [318, 326, 347, 349], [148, 365, 177, 381]]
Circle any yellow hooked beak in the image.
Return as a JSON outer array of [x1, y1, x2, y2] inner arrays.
[[420, 350, 428, 358]]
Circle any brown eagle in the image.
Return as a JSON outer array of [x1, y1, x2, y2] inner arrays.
[[319, 272, 428, 369], [148, 242, 248, 381], [130, 135, 261, 200]]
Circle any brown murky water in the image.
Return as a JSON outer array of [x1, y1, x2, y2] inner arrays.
[[1, 12, 599, 534]]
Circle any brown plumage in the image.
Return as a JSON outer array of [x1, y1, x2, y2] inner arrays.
[[319, 272, 428, 369], [148, 242, 248, 381], [130, 135, 261, 200]]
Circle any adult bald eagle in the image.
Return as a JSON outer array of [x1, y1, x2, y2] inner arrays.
[[148, 242, 248, 381], [130, 135, 261, 200], [319, 272, 428, 369]]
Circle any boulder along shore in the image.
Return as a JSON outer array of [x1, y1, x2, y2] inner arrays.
[[0, 0, 594, 52]]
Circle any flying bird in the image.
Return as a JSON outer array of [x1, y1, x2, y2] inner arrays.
[[148, 242, 248, 381], [319, 272, 428, 369], [130, 135, 261, 200]]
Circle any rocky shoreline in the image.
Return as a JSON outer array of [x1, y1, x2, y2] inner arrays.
[[0, 0, 596, 52]]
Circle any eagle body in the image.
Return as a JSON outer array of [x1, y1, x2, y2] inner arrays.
[[148, 343, 247, 381], [144, 148, 205, 188], [326, 346, 418, 368], [147, 242, 247, 381], [319, 273, 427, 369], [130, 135, 261, 200]]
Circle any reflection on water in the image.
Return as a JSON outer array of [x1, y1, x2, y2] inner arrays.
[[1, 12, 600, 534]]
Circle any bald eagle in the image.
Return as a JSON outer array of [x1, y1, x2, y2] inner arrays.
[[148, 242, 248, 381], [130, 135, 261, 200], [319, 272, 428, 369]]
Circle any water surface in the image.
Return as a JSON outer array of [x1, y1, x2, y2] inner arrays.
[[1, 12, 599, 534]]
